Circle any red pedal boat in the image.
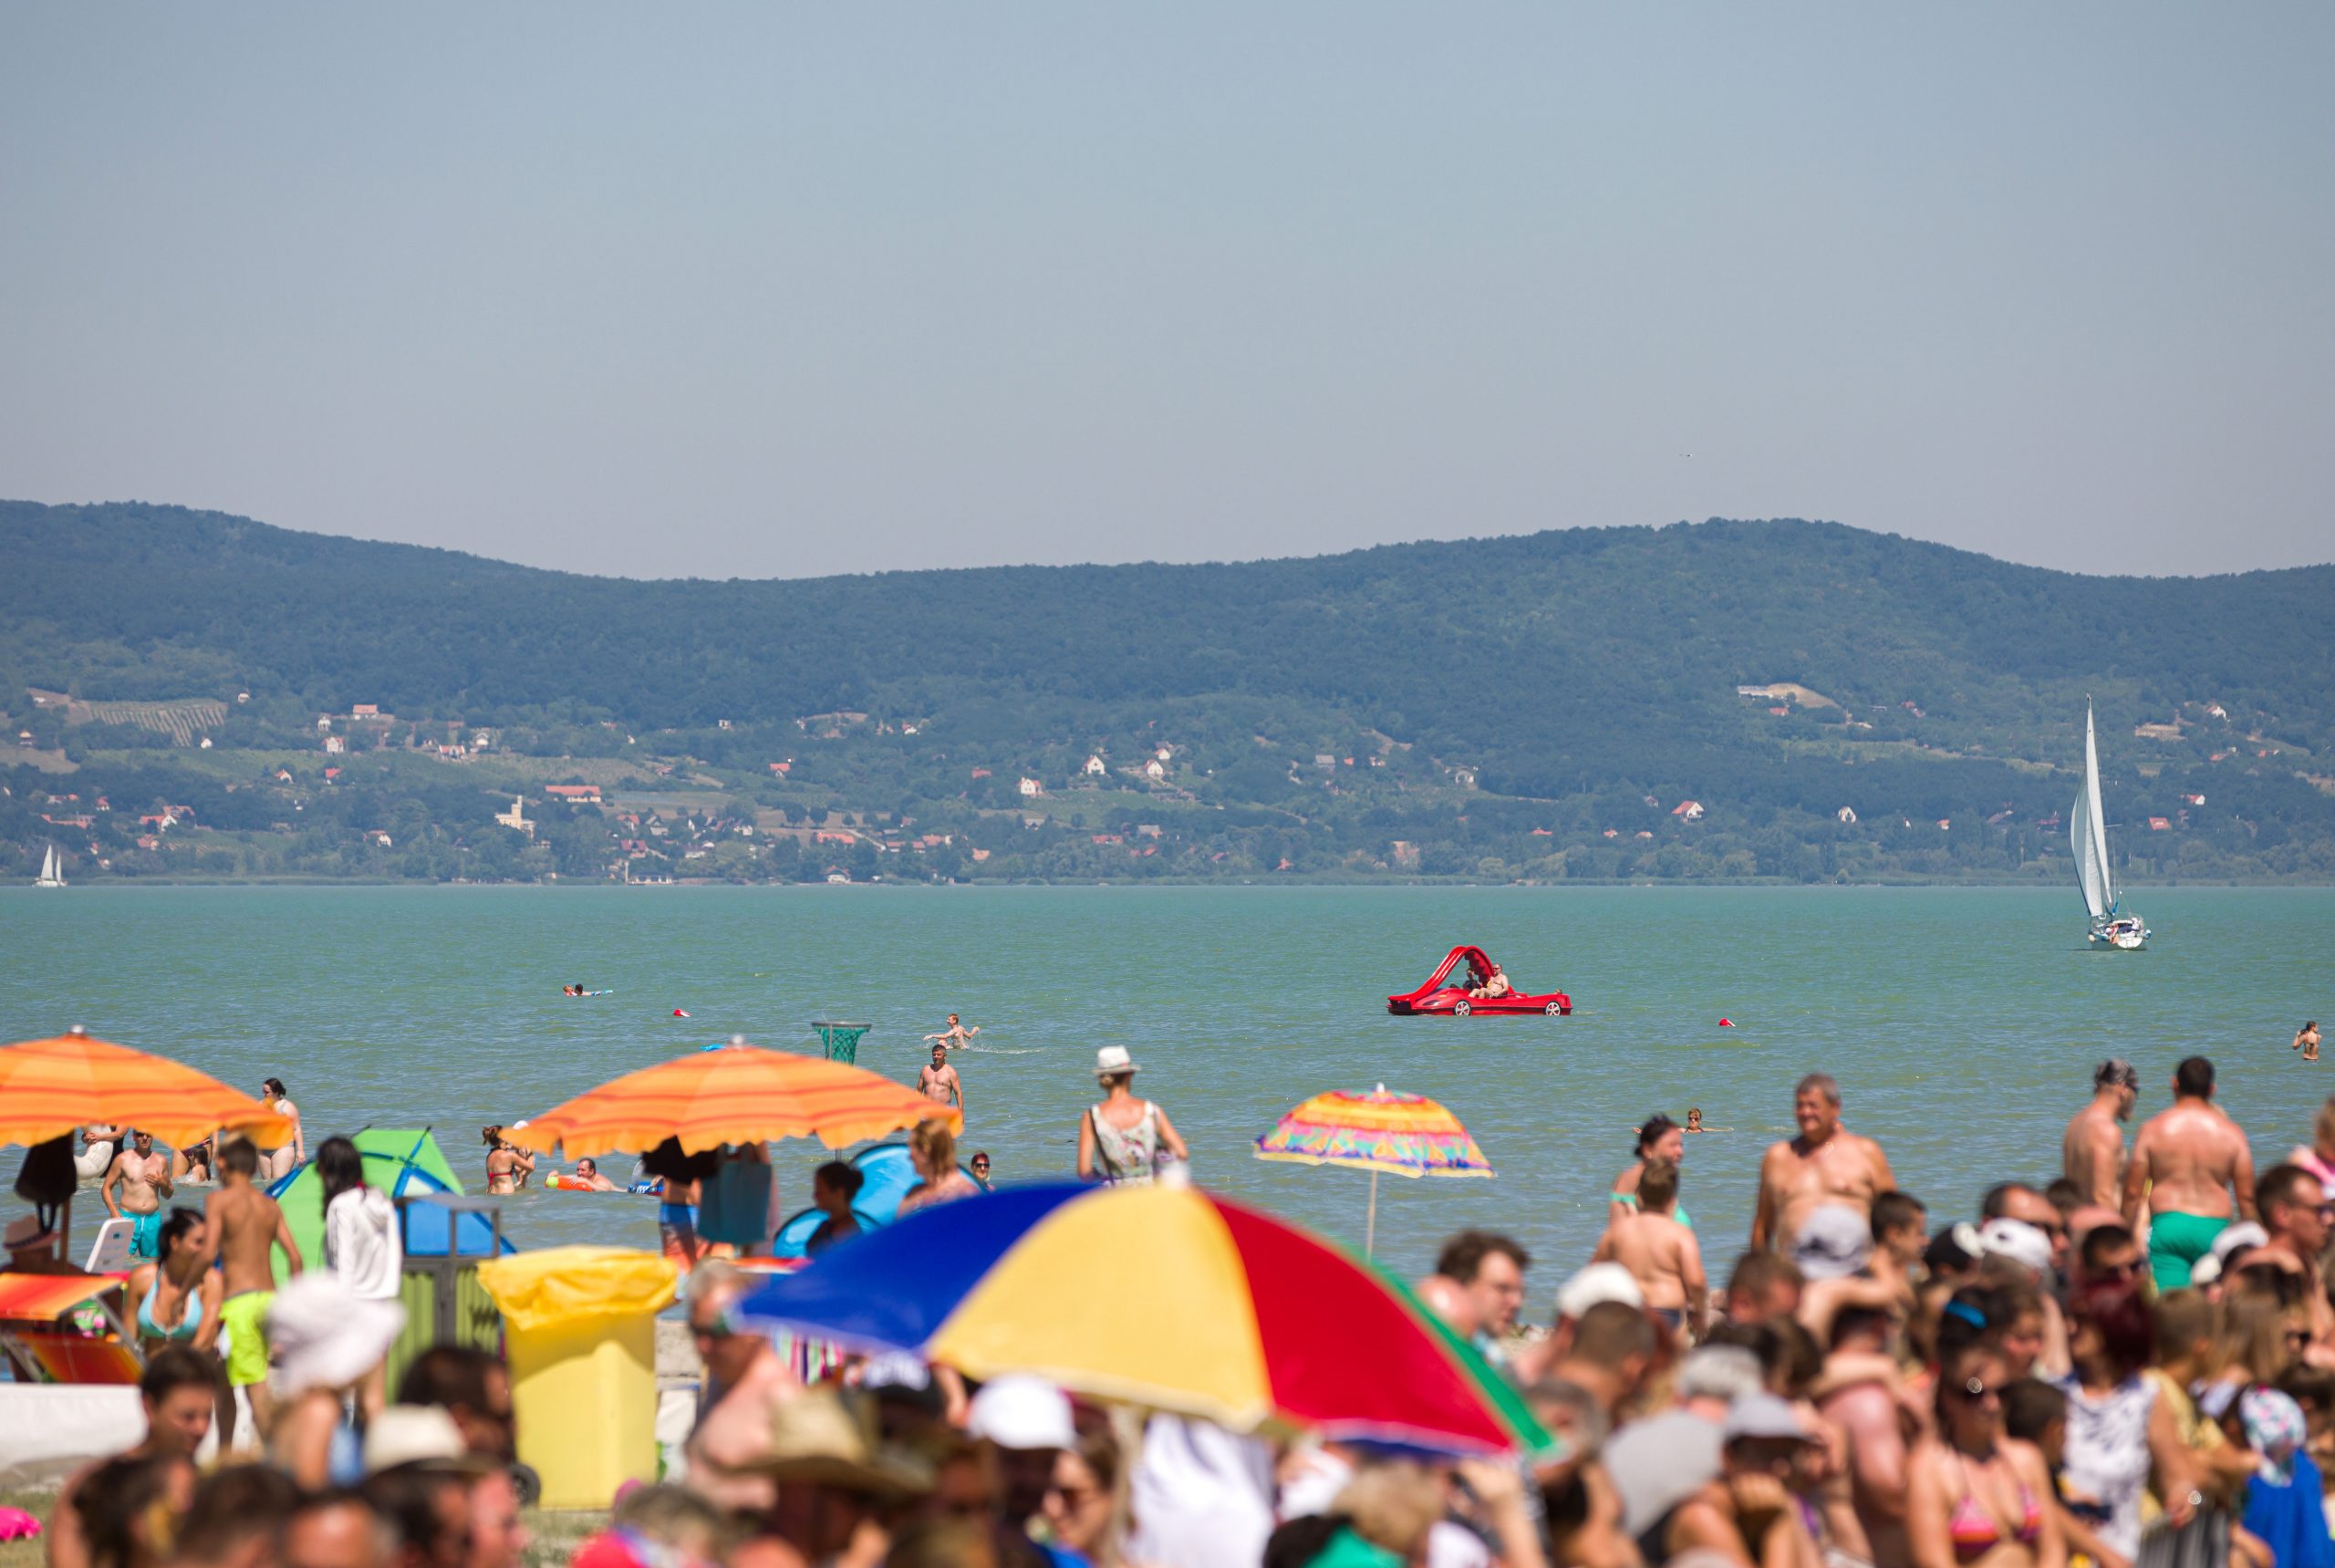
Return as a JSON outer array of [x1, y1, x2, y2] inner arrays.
[[1387, 945, 1571, 1017]]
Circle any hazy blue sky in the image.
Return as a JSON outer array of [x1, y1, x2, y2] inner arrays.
[[4, 5, 2330, 580]]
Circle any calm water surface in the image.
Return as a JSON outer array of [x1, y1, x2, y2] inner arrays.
[[4, 886, 2328, 1289]]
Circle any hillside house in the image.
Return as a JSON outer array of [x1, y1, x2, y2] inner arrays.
[[1136, 824, 1162, 838], [1019, 777, 1044, 798], [1603, 828, 1619, 839], [1083, 755, 1108, 776], [1143, 760, 1167, 782], [1156, 746, 1173, 762], [769, 762, 791, 775], [323, 735, 346, 754], [351, 704, 382, 719], [494, 797, 533, 836], [717, 719, 732, 730], [324, 768, 340, 782], [2205, 702, 2227, 719], [136, 835, 161, 852], [366, 830, 393, 847], [1092, 834, 1124, 846], [1836, 806, 1858, 824], [2149, 816, 2173, 832], [1672, 801, 1704, 821], [317, 716, 333, 731], [1635, 830, 1654, 840], [2185, 794, 2205, 806], [970, 847, 991, 862], [970, 767, 991, 780], [545, 784, 602, 805], [275, 769, 295, 783]]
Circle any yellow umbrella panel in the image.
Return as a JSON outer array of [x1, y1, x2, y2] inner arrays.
[[1253, 1085, 1492, 1255], [507, 1044, 960, 1159], [0, 1028, 294, 1149]]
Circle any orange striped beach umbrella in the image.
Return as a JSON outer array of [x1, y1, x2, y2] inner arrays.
[[0, 1027, 294, 1148], [505, 1043, 960, 1159]]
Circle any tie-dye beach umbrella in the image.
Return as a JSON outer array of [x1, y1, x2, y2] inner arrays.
[[1253, 1085, 1492, 1254], [734, 1182, 1547, 1456]]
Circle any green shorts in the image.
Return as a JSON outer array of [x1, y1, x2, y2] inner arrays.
[[218, 1291, 273, 1386], [2148, 1210, 2229, 1291]]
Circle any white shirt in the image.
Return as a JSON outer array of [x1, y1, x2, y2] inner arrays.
[[324, 1186, 402, 1300]]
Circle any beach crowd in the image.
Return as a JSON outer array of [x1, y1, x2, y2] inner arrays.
[[9, 1047, 2335, 1568]]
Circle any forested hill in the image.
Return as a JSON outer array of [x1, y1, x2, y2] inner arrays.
[[4, 499, 2331, 885]]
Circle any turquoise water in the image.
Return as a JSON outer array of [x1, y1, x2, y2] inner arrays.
[[4, 886, 2329, 1293]]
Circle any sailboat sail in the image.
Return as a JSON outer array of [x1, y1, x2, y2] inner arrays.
[[2070, 701, 2113, 921], [36, 844, 67, 888]]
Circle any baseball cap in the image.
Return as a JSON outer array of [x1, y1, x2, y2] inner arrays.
[[1977, 1218, 2053, 1276], [1790, 1206, 1873, 1282], [2093, 1059, 2140, 1092], [1723, 1393, 1811, 1444], [1554, 1262, 1645, 1320], [966, 1376, 1075, 1451], [1677, 1345, 1766, 1404], [2191, 1221, 2271, 1286]]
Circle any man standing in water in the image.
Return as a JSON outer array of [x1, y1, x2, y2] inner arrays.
[[2062, 1059, 2139, 1210], [100, 1128, 175, 1260], [207, 1137, 302, 1441], [917, 1043, 963, 1115], [2122, 1054, 2257, 1289], [1750, 1074, 1895, 1251]]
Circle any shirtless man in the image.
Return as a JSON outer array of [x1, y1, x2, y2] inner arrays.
[[2122, 1054, 2257, 1290], [1593, 1158, 1707, 1336], [1750, 1074, 1895, 1252], [2061, 1058, 2138, 1210], [1469, 964, 1513, 1000], [102, 1129, 176, 1259], [925, 1013, 981, 1051], [206, 1137, 302, 1440], [917, 1044, 963, 1115], [256, 1077, 304, 1179]]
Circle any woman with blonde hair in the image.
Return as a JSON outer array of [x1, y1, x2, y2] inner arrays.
[[898, 1119, 980, 1215]]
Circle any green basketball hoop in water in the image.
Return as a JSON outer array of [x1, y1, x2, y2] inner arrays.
[[811, 1021, 872, 1064]]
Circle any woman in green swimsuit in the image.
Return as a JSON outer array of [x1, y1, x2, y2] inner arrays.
[[1610, 1116, 1694, 1230]]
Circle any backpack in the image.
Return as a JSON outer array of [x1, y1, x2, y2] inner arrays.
[[13, 1134, 78, 1230]]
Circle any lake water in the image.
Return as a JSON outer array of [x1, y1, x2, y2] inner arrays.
[[4, 885, 2329, 1291]]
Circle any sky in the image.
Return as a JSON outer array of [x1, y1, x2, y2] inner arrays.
[[3, 5, 2330, 582]]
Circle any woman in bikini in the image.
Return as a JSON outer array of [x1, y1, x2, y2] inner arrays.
[[1610, 1116, 1692, 1230], [123, 1208, 221, 1355], [482, 1127, 534, 1196], [1908, 1341, 2063, 1568]]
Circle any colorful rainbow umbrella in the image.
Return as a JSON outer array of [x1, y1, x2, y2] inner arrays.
[[734, 1182, 1547, 1456], [0, 1028, 294, 1149], [1253, 1085, 1491, 1254], [505, 1043, 958, 1159]]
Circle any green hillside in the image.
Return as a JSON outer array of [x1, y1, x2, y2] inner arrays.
[[4, 499, 2330, 885]]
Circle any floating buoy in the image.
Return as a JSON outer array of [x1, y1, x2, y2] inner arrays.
[[1718, 1018, 1733, 1027], [672, 1008, 691, 1018]]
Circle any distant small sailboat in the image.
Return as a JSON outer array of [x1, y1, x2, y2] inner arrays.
[[2071, 701, 2145, 950], [35, 844, 67, 889]]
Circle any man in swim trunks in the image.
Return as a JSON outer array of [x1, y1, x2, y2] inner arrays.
[[1750, 1073, 1895, 1252], [206, 1137, 302, 1443], [2122, 1054, 2256, 1290], [1469, 964, 1514, 1000], [101, 1129, 176, 1259], [925, 1013, 981, 1051], [2061, 1058, 2138, 1210], [918, 1043, 964, 1115]]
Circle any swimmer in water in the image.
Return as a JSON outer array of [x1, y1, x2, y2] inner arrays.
[[566, 1158, 619, 1192], [1685, 1107, 1705, 1133], [925, 1013, 981, 1051]]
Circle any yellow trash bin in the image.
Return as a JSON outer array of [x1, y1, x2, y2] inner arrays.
[[477, 1246, 680, 1510]]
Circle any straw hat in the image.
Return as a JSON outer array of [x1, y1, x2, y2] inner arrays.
[[3, 1214, 60, 1253], [1094, 1045, 1139, 1079], [267, 1273, 407, 1396], [363, 1407, 494, 1477], [752, 1390, 932, 1495]]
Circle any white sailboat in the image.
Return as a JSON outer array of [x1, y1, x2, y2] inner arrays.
[[35, 844, 67, 888], [2071, 700, 2145, 950]]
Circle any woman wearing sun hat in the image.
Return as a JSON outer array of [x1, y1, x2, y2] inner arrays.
[[1076, 1045, 1188, 1187], [263, 1272, 407, 1489]]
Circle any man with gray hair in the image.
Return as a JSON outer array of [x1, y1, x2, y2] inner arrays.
[[2061, 1058, 2139, 1210], [1751, 1073, 1895, 1251], [1598, 1345, 1766, 1543]]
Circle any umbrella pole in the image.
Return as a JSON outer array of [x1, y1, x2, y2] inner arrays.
[[1365, 1170, 1379, 1257]]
